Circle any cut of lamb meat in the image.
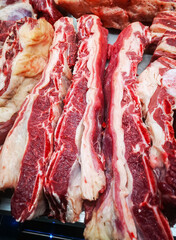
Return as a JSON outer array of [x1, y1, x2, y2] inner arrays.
[[0, 17, 77, 222], [84, 22, 173, 240], [29, 0, 62, 25], [0, 17, 54, 145], [54, 0, 176, 30], [44, 15, 108, 223], [137, 56, 176, 206]]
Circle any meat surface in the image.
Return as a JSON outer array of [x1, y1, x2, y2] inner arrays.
[[55, 0, 176, 29], [0, 1, 35, 54], [0, 17, 53, 145], [149, 11, 176, 60], [44, 15, 108, 223], [29, 0, 62, 25], [137, 57, 176, 206], [0, 17, 77, 221], [84, 22, 173, 240]]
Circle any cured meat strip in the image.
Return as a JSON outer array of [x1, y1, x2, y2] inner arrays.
[[84, 22, 173, 240], [0, 17, 53, 145], [137, 57, 176, 206], [0, 17, 77, 221], [55, 0, 176, 30], [44, 15, 108, 223]]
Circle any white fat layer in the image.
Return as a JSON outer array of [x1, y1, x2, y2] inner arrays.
[[137, 60, 164, 114], [80, 18, 106, 200], [0, 18, 53, 104], [66, 161, 82, 222], [0, 76, 39, 122], [25, 181, 46, 221], [84, 188, 115, 240], [150, 23, 176, 35], [157, 37, 176, 55], [0, 2, 35, 21], [0, 95, 34, 189], [75, 118, 84, 157], [163, 69, 176, 101], [111, 23, 146, 238]]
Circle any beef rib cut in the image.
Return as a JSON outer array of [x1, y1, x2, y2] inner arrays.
[[84, 22, 173, 240], [44, 15, 108, 223], [0, 17, 77, 222]]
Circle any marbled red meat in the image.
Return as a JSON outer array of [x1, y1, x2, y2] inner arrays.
[[138, 56, 176, 207], [0, 17, 77, 222], [84, 22, 173, 240], [29, 0, 62, 25], [44, 15, 108, 223], [0, 17, 53, 145]]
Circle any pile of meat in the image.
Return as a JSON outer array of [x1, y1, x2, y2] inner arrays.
[[0, 1, 176, 240]]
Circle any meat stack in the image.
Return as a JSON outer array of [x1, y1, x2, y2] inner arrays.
[[0, 2, 176, 240]]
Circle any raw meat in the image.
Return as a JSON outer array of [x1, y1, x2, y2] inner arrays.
[[0, 17, 77, 221], [44, 15, 108, 223], [152, 32, 176, 61], [150, 11, 176, 47], [84, 22, 173, 240], [54, 0, 176, 29], [137, 56, 176, 206], [150, 11, 176, 60], [29, 0, 62, 25], [0, 1, 35, 54], [0, 17, 53, 145]]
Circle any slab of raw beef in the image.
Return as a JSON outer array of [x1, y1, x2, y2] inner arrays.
[[0, 17, 77, 221], [54, 0, 176, 30], [84, 22, 173, 240], [29, 0, 62, 25], [44, 15, 108, 223], [0, 17, 53, 145], [137, 56, 176, 206]]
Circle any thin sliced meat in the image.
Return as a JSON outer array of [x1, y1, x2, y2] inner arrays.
[[84, 22, 173, 240], [0, 17, 77, 222], [44, 15, 108, 223], [137, 57, 176, 206], [0, 17, 53, 145]]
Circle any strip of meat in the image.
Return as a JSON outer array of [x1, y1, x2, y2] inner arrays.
[[0, 17, 53, 145], [44, 15, 108, 223], [137, 57, 176, 206], [54, 0, 176, 29], [84, 22, 173, 240], [0, 17, 77, 222], [29, 0, 62, 25]]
